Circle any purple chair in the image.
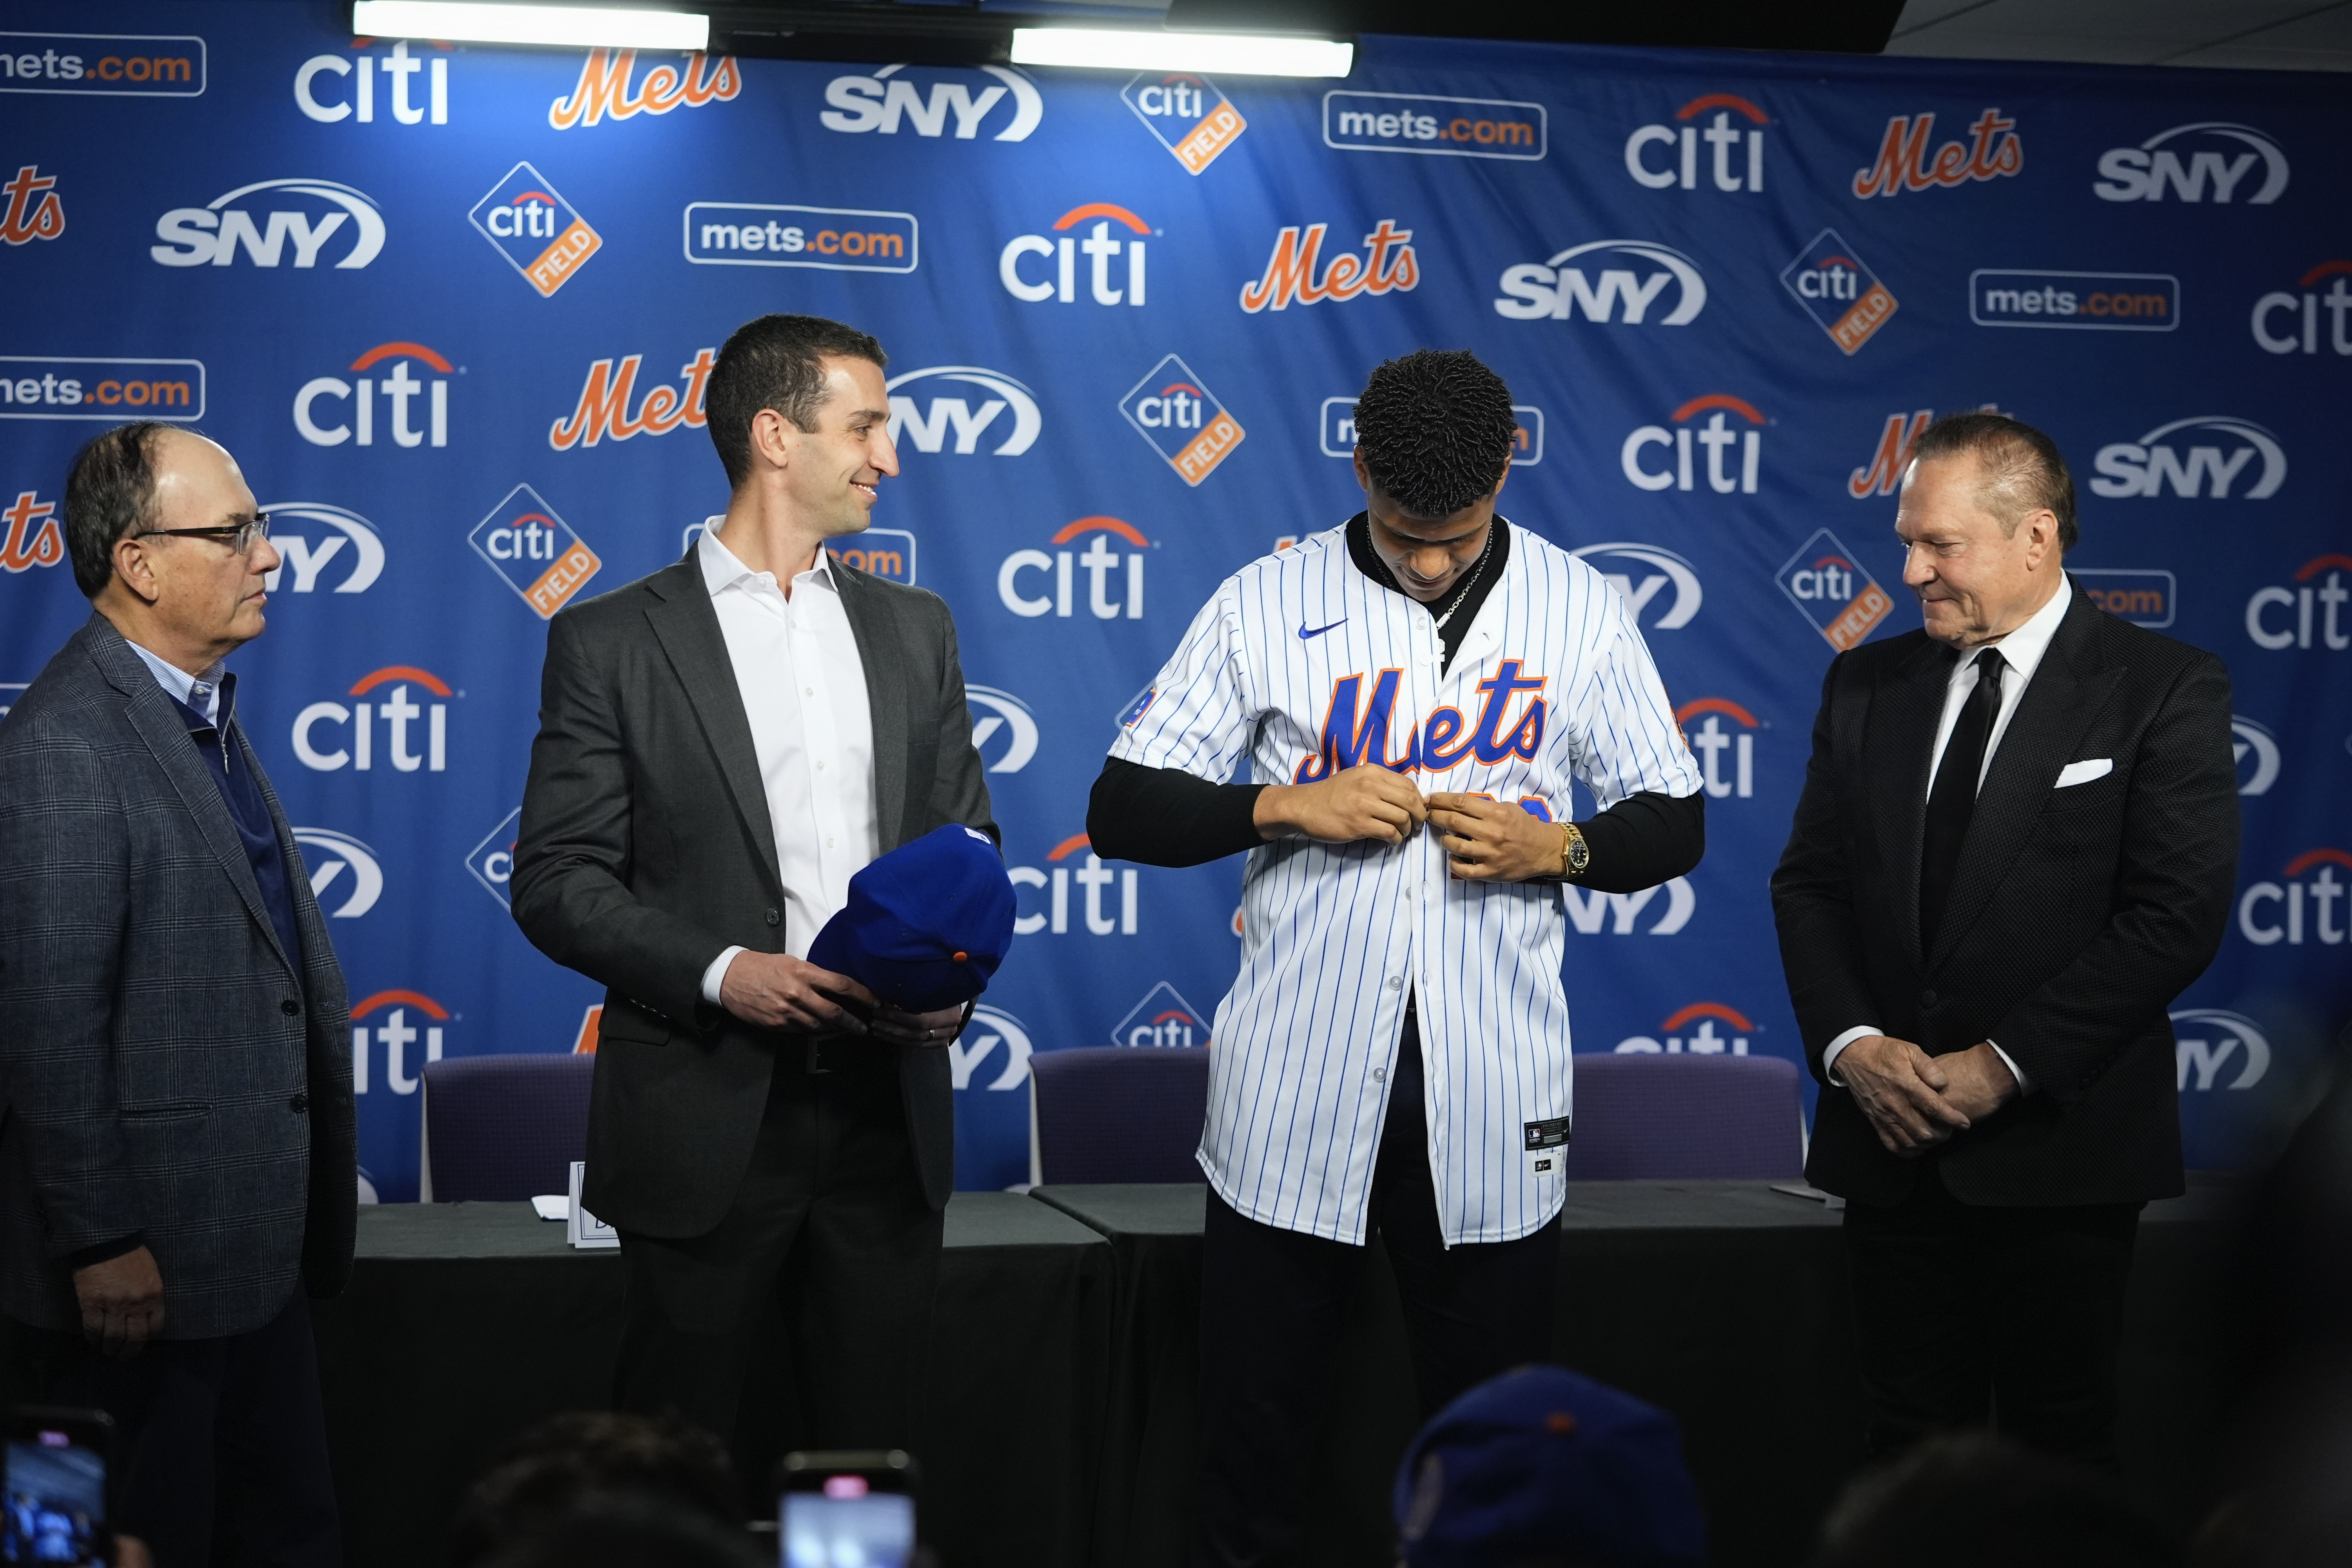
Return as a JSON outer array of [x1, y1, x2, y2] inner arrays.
[[1558, 1053, 1805, 1181], [1029, 1047, 1210, 1185], [419, 1054, 595, 1202]]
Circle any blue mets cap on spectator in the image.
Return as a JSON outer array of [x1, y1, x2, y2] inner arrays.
[[1394, 1365, 1706, 1568], [807, 824, 1015, 1013]]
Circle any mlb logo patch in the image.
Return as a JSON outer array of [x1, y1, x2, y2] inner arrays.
[[1780, 228, 1897, 355], [1121, 73, 1246, 175], [1776, 528, 1894, 651], [468, 162, 601, 298], [468, 484, 601, 619], [1121, 354, 1245, 486]]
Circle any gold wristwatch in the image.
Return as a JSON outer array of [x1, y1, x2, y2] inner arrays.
[[1557, 821, 1589, 878]]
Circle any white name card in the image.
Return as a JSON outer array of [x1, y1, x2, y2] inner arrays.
[[566, 1160, 619, 1249]]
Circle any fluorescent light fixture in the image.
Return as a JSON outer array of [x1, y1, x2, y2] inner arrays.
[[351, 1, 709, 51], [1010, 27, 1352, 77]]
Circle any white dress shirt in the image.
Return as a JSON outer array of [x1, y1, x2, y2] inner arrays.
[[693, 522, 878, 1003], [125, 639, 223, 724], [1823, 572, 2074, 1094]]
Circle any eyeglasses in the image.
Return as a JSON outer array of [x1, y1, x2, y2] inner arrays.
[[135, 512, 272, 555]]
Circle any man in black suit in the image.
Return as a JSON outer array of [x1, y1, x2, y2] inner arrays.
[[0, 423, 356, 1560], [512, 315, 991, 1473], [1771, 412, 2237, 1466]]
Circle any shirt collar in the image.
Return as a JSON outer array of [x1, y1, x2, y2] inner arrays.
[[697, 520, 839, 599], [125, 639, 228, 726], [1956, 570, 2073, 685]]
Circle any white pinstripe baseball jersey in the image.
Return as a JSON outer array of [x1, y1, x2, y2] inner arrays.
[[1109, 519, 1701, 1246]]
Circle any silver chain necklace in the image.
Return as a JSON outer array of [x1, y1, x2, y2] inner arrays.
[[1430, 524, 1498, 631]]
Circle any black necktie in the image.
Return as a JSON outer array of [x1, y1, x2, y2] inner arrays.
[[1920, 647, 2006, 953]]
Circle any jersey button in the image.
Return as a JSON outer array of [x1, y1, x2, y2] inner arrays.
[[1372, 1067, 1387, 1082], [1387, 976, 1403, 990]]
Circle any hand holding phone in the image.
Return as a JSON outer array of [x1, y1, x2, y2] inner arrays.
[[778, 1450, 916, 1568], [5, 1406, 113, 1568]]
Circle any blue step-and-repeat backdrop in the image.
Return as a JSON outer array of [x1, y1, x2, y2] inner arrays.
[[2, 2, 2345, 1201]]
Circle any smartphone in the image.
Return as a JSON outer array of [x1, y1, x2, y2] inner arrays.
[[778, 1450, 916, 1568], [4, 1406, 113, 1567]]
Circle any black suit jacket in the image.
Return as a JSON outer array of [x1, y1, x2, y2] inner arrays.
[[1770, 585, 2238, 1209], [512, 548, 995, 1237]]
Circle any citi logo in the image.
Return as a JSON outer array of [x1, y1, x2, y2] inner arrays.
[[2245, 554, 2350, 651], [967, 686, 1039, 773], [294, 40, 446, 125], [1615, 1001, 1755, 1053], [1494, 240, 1705, 325], [1000, 203, 1150, 306], [2094, 122, 2287, 205], [1010, 833, 1139, 937], [151, 178, 383, 269], [465, 805, 522, 909], [2171, 1008, 2270, 1093], [260, 502, 384, 595], [1, 166, 64, 245], [549, 49, 739, 129], [294, 828, 383, 918], [549, 346, 715, 451], [293, 666, 453, 773], [1, 490, 63, 574], [1567, 877, 1696, 937], [1676, 698, 1757, 800], [2239, 848, 2352, 948], [1240, 219, 1416, 312], [820, 64, 1040, 140], [951, 1004, 1034, 1091], [999, 517, 1147, 621], [350, 989, 447, 1095], [886, 365, 1040, 457], [1622, 395, 1764, 494], [1624, 94, 1766, 192], [2089, 417, 2285, 500], [1565, 543, 1702, 631], [1111, 980, 1209, 1049], [294, 342, 450, 449], [2231, 715, 2280, 796], [1852, 107, 2022, 198], [2251, 260, 2351, 356]]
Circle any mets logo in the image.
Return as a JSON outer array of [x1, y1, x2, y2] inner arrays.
[[1853, 107, 2022, 198], [468, 161, 600, 297], [0, 165, 64, 245], [1240, 219, 1417, 312], [0, 490, 63, 573], [1294, 662, 1547, 783], [549, 49, 739, 129]]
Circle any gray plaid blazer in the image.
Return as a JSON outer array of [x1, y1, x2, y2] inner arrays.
[[0, 614, 356, 1339]]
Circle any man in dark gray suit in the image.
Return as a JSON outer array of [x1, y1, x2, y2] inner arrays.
[[0, 422, 356, 1561], [514, 314, 992, 1475]]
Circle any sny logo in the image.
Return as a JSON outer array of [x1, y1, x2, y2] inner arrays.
[[1122, 73, 1243, 174], [1676, 699, 1759, 800], [465, 806, 523, 909], [1001, 203, 1148, 305], [1615, 1002, 1755, 1053], [2245, 553, 2350, 651], [1495, 240, 1705, 325], [295, 40, 446, 124], [1325, 91, 1544, 160], [0, 489, 62, 573], [1008, 833, 1138, 937], [468, 484, 600, 619], [1853, 107, 2021, 198], [152, 178, 383, 269], [1568, 876, 1695, 936], [550, 49, 739, 128], [1241, 219, 1416, 312], [260, 502, 384, 595], [1566, 543, 1702, 632], [1781, 229, 1896, 354], [887, 365, 1039, 456], [1, 166, 64, 245], [1111, 981, 1210, 1048], [550, 345, 715, 451], [2072, 569, 2174, 628], [2238, 849, 2351, 948], [966, 686, 1038, 773], [2230, 716, 2280, 797], [293, 666, 454, 773], [1323, 398, 1541, 465], [821, 64, 1039, 140], [2251, 260, 2351, 356], [294, 828, 383, 918], [1622, 394, 1764, 494], [350, 989, 446, 1095], [469, 162, 600, 297], [1776, 528, 1892, 652], [294, 341, 450, 448], [1122, 355, 1244, 485], [2090, 418, 2285, 500], [1624, 93, 1765, 191], [998, 517, 1147, 621], [951, 1005, 1034, 1091], [2094, 123, 2287, 205], [688, 202, 916, 273], [2171, 1008, 2270, 1093], [0, 356, 204, 421]]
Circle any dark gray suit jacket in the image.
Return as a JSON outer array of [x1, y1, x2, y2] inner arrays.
[[0, 615, 357, 1339], [512, 548, 995, 1238]]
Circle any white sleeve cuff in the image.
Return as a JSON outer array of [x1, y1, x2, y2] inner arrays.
[[1822, 1025, 1881, 1088], [1986, 1040, 2031, 1095], [701, 946, 746, 1007]]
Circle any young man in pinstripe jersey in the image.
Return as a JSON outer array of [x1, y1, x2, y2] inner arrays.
[[1089, 351, 1706, 1567]]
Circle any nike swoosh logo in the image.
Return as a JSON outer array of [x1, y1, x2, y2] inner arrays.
[[1297, 618, 1347, 640]]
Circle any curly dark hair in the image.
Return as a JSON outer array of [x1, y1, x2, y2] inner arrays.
[[448, 1410, 744, 1568], [1351, 350, 1517, 520]]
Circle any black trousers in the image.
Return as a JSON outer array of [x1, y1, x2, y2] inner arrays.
[[1843, 1161, 2143, 1468], [613, 1047, 942, 1494], [1196, 1010, 1563, 1568], [11, 1291, 339, 1568]]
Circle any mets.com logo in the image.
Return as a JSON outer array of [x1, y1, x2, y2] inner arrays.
[[1324, 91, 1543, 160], [0, 33, 203, 95], [688, 202, 915, 273], [0, 356, 203, 421]]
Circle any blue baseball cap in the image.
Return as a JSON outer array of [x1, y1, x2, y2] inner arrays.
[[1394, 1365, 1706, 1568], [807, 824, 1016, 1013]]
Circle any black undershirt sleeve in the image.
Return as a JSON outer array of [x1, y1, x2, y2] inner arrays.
[[1087, 757, 1264, 869]]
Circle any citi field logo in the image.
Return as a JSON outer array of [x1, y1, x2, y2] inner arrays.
[[2239, 848, 2352, 948], [2073, 570, 2175, 628], [0, 356, 205, 421], [686, 202, 916, 273], [998, 517, 1147, 621], [0, 490, 63, 574], [465, 805, 522, 909], [1122, 354, 1244, 485], [1122, 73, 1243, 174], [350, 989, 447, 1095], [1111, 980, 1209, 1049], [151, 178, 384, 269], [1009, 833, 1139, 937], [294, 342, 450, 449], [1324, 91, 1544, 160], [2172, 1008, 2271, 1093], [2231, 716, 2280, 796], [1781, 229, 1897, 355], [2094, 123, 2287, 205], [293, 666, 454, 773], [827, 528, 916, 584], [1777, 528, 1893, 652], [2251, 261, 2352, 356], [260, 502, 384, 595], [1622, 395, 1765, 494], [1000, 203, 1150, 306], [1852, 107, 2022, 198], [1566, 543, 1702, 632], [951, 1004, 1035, 1091], [469, 162, 600, 298], [2089, 418, 2285, 500], [1240, 219, 1417, 312], [294, 40, 447, 125], [1322, 398, 1543, 465], [1, 166, 64, 245], [549, 346, 715, 451], [550, 49, 739, 128], [468, 484, 601, 619], [1677, 699, 1758, 800], [294, 828, 383, 918], [1624, 94, 1766, 192], [967, 686, 1038, 773], [886, 365, 1039, 457], [1567, 877, 1696, 937], [2245, 554, 2350, 651], [1614, 1001, 1755, 1053], [0, 33, 203, 96], [1495, 240, 1705, 325], [821, 64, 1039, 140]]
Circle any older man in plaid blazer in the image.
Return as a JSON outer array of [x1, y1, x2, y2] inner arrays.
[[0, 423, 356, 1564]]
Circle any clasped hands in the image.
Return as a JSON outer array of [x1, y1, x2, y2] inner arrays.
[[1252, 764, 1566, 882], [1838, 1034, 2018, 1156], [718, 951, 966, 1047]]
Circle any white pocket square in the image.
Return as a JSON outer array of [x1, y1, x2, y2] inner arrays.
[[2055, 758, 2113, 788]]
